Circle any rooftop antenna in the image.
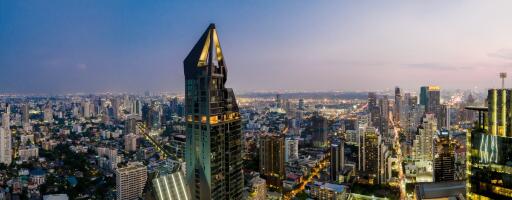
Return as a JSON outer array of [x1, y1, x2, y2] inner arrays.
[[500, 72, 507, 89]]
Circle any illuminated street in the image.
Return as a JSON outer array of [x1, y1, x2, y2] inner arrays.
[[283, 156, 329, 200], [389, 113, 406, 200]]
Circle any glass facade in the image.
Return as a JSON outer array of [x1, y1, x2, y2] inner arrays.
[[468, 130, 512, 199], [184, 24, 243, 200]]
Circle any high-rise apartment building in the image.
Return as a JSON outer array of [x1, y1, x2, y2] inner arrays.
[[330, 142, 345, 183], [359, 127, 380, 182], [115, 162, 147, 200], [184, 24, 243, 200], [0, 107, 12, 165], [414, 114, 437, 162], [285, 137, 299, 162], [259, 134, 285, 190], [311, 114, 328, 148]]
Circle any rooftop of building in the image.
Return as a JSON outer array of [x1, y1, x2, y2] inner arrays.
[[415, 181, 465, 200]]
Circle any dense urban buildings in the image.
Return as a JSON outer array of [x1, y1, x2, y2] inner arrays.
[[1, 4, 509, 199]]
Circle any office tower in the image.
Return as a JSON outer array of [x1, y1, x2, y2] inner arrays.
[[439, 104, 450, 129], [434, 131, 454, 182], [487, 89, 511, 136], [420, 86, 441, 114], [378, 95, 390, 138], [311, 114, 328, 148], [148, 102, 162, 131], [132, 99, 142, 116], [275, 94, 281, 108], [115, 162, 147, 200], [0, 107, 12, 165], [21, 103, 29, 125], [298, 98, 305, 110], [152, 170, 190, 200], [394, 87, 402, 122], [465, 89, 512, 199], [184, 24, 243, 200], [368, 92, 380, 127], [111, 98, 120, 119], [284, 137, 299, 162], [124, 133, 137, 152], [259, 134, 285, 190], [359, 127, 380, 182], [330, 142, 345, 183]]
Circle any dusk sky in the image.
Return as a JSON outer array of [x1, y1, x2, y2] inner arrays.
[[2, 1, 512, 94]]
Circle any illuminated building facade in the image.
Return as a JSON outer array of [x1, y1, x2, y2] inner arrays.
[[184, 24, 243, 200], [434, 131, 455, 182], [311, 114, 328, 148], [330, 142, 345, 183], [466, 89, 512, 199], [259, 134, 285, 190], [359, 127, 380, 182]]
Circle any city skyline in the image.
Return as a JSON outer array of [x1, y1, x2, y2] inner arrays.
[[2, 1, 512, 94]]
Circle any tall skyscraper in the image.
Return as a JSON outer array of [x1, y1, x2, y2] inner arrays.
[[184, 24, 243, 200], [368, 92, 380, 127], [394, 87, 402, 122], [330, 142, 345, 183], [414, 114, 437, 162], [359, 127, 380, 182], [115, 162, 147, 200], [420, 86, 441, 115], [412, 113, 437, 183], [434, 131, 454, 182], [259, 134, 285, 191], [0, 106, 12, 165], [311, 114, 328, 148], [21, 103, 29, 125], [466, 89, 512, 199]]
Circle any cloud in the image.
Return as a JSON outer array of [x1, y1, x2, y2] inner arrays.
[[76, 63, 88, 70], [488, 49, 512, 60], [405, 63, 473, 71]]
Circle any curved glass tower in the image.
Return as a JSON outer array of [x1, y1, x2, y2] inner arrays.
[[184, 24, 243, 200]]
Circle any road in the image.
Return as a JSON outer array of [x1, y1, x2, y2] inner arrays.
[[283, 156, 329, 200], [389, 113, 406, 200]]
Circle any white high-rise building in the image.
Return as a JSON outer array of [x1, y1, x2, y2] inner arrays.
[[414, 114, 437, 162], [115, 162, 147, 200], [44, 104, 53, 123], [0, 108, 12, 165], [284, 137, 299, 162]]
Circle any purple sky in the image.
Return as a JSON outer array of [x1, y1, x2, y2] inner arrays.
[[1, 1, 512, 94]]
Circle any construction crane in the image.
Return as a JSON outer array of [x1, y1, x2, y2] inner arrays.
[[135, 122, 172, 159]]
